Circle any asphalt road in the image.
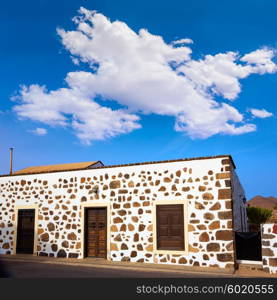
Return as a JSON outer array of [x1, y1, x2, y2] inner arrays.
[[0, 258, 222, 278]]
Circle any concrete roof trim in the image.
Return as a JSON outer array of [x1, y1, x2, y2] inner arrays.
[[0, 155, 235, 178]]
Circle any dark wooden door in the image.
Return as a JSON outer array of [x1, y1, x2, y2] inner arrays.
[[85, 207, 107, 258], [16, 209, 35, 254], [156, 204, 184, 250]]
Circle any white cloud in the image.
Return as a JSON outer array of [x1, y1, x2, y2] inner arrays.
[[249, 108, 273, 118], [30, 127, 48, 136], [12, 7, 277, 144], [178, 52, 252, 100], [241, 48, 277, 74], [172, 38, 194, 45], [16, 85, 140, 144]]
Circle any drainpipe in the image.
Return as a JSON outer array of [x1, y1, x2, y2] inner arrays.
[[9, 147, 13, 175]]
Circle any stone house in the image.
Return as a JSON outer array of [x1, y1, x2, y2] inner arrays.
[[0, 155, 249, 272]]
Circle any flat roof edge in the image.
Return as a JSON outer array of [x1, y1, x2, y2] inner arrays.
[[0, 155, 235, 178]]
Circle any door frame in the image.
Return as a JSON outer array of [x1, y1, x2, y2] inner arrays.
[[80, 202, 110, 259], [13, 205, 39, 255]]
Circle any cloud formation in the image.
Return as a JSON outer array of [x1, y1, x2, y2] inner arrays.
[[13, 7, 276, 144], [29, 127, 48, 136], [250, 108, 273, 118], [172, 38, 194, 45]]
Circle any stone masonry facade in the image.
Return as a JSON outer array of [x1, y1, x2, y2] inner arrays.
[[0, 155, 247, 270], [262, 224, 277, 274]]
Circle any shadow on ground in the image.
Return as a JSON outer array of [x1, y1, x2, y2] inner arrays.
[[0, 257, 11, 278]]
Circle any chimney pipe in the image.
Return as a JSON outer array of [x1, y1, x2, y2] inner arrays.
[[9, 148, 13, 175]]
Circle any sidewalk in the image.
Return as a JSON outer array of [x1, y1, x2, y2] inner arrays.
[[0, 254, 276, 278]]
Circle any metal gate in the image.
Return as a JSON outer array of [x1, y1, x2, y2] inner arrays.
[[235, 232, 262, 261]]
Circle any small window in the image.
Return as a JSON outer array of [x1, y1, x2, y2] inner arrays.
[[156, 204, 184, 251]]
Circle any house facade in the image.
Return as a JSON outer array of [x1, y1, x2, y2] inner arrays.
[[0, 155, 248, 271]]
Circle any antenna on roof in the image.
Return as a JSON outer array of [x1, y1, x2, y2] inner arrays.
[[9, 148, 13, 175]]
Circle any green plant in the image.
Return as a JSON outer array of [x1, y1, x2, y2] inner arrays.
[[273, 204, 277, 210], [246, 206, 272, 225]]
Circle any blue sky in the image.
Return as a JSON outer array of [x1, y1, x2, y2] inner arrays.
[[0, 0, 276, 199]]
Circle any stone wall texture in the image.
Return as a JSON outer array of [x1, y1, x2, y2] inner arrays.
[[0, 156, 248, 270], [262, 224, 277, 274]]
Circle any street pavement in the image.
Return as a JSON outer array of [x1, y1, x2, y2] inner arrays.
[[1, 254, 275, 278], [0, 255, 231, 278]]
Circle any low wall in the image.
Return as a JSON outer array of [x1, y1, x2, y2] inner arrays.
[[261, 224, 277, 274]]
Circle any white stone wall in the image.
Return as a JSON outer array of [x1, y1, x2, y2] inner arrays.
[[262, 224, 277, 274], [0, 156, 237, 269]]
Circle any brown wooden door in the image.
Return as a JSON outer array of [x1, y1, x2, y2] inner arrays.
[[85, 207, 107, 258], [156, 204, 184, 250], [16, 209, 35, 254]]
